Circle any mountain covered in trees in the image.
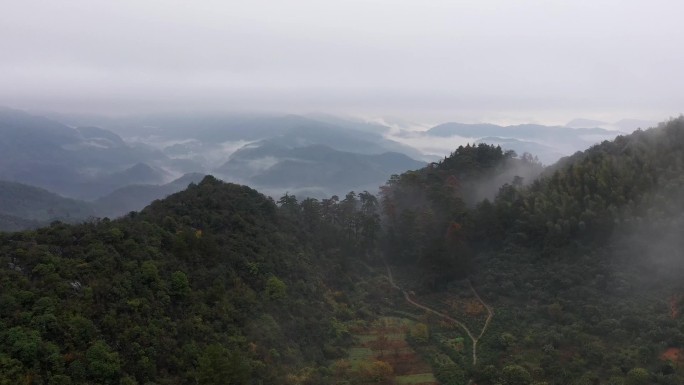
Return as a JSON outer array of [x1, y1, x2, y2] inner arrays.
[[1, 118, 684, 385], [380, 117, 684, 384], [0, 176, 385, 384]]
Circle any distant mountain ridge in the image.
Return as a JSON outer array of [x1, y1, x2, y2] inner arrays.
[[67, 112, 424, 158], [566, 117, 657, 131], [0, 180, 94, 230], [0, 107, 170, 199], [0, 107, 433, 212], [422, 122, 621, 164], [1, 106, 649, 206], [0, 173, 206, 230], [427, 122, 613, 138], [217, 142, 425, 197], [94, 173, 205, 218]]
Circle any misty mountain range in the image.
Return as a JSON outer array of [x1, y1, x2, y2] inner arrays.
[[406, 121, 625, 164], [0, 107, 168, 199], [0, 174, 207, 231], [0, 106, 633, 229], [216, 142, 424, 198]]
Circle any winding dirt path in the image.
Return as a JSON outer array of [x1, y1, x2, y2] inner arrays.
[[469, 280, 494, 341], [383, 261, 493, 366]]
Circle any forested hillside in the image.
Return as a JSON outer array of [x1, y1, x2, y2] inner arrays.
[[378, 118, 684, 385], [0, 176, 382, 384], [461, 118, 684, 384], [2, 118, 684, 385], [380, 144, 543, 287]]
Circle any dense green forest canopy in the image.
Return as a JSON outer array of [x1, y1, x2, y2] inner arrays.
[[0, 177, 383, 384], [2, 118, 684, 385], [379, 143, 543, 287], [376, 117, 684, 384]]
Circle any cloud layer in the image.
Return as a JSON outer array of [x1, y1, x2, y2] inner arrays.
[[1, 0, 682, 123]]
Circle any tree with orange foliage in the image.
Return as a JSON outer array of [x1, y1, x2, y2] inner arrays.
[[445, 222, 463, 241], [371, 333, 391, 357], [357, 360, 394, 384]]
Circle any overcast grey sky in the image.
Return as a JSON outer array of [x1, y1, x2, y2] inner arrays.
[[1, 0, 682, 124]]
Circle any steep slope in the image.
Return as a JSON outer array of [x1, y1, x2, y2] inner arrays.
[[0, 176, 380, 384], [379, 143, 544, 286], [460, 119, 684, 384], [491, 118, 684, 249], [414, 118, 684, 384], [379, 118, 684, 384]]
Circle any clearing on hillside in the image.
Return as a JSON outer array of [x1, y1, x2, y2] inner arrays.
[[346, 317, 439, 385]]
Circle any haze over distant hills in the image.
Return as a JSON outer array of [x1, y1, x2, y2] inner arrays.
[[0, 174, 207, 230], [217, 142, 424, 198], [0, 107, 432, 227], [0, 106, 646, 230], [93, 172, 205, 218], [565, 117, 657, 132], [0, 180, 93, 231], [1, 108, 427, 197], [395, 121, 622, 164], [0, 107, 169, 199]]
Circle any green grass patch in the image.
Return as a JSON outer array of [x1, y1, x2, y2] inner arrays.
[[395, 372, 437, 384], [348, 347, 374, 369], [348, 347, 374, 359], [356, 334, 377, 343], [386, 332, 405, 341], [355, 332, 406, 343]]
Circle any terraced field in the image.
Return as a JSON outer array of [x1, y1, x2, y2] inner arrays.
[[347, 317, 439, 385]]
